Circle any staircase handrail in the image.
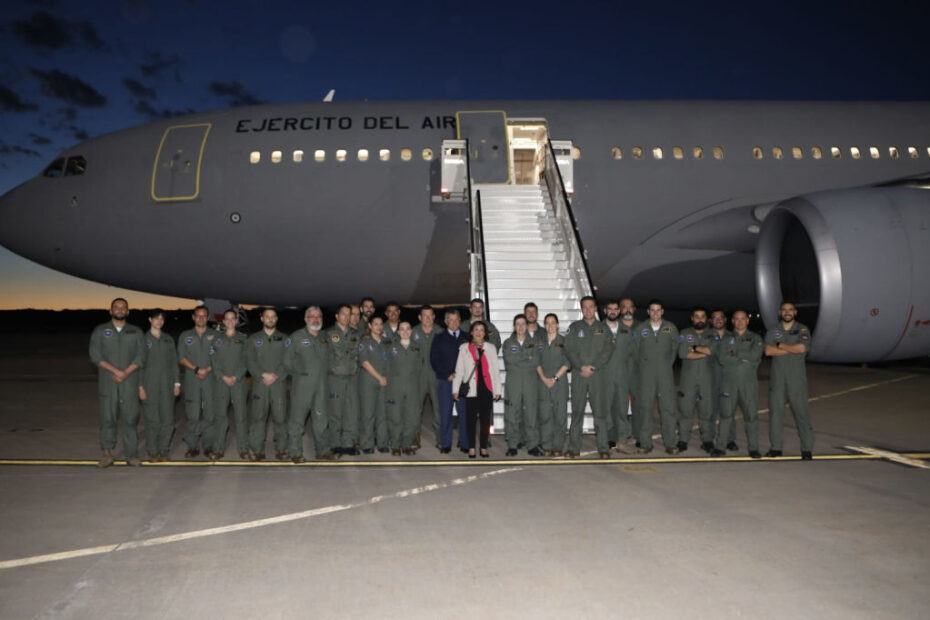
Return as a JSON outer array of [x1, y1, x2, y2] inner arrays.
[[466, 142, 491, 314]]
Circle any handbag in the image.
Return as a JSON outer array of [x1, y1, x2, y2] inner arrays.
[[458, 347, 482, 398]]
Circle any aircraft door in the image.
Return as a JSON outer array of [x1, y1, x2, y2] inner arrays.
[[456, 111, 510, 184], [151, 123, 211, 201]]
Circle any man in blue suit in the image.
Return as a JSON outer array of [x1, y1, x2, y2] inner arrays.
[[430, 309, 470, 453]]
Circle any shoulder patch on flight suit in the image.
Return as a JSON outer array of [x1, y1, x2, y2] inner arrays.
[[577, 329, 585, 338], [254, 339, 263, 347], [413, 333, 420, 341], [510, 346, 518, 353], [593, 329, 604, 335], [185, 336, 193, 345], [146, 339, 153, 348], [207, 334, 214, 341], [285, 338, 291, 347], [301, 339, 310, 346], [330, 334, 340, 343], [214, 338, 223, 347], [103, 329, 113, 337], [537, 344, 544, 352], [641, 329, 650, 338], [686, 334, 694, 342], [662, 327, 671, 334], [774, 330, 782, 339], [391, 347, 399, 356]]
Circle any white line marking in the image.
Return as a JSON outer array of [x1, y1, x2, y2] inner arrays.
[[844, 446, 930, 469], [0, 467, 523, 570]]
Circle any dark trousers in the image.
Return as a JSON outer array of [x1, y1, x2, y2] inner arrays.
[[466, 392, 492, 450], [437, 378, 467, 449]]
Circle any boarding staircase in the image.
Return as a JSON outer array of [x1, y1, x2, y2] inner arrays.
[[449, 140, 597, 434]]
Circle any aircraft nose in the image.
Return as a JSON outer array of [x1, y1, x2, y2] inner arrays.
[[0, 181, 41, 259]]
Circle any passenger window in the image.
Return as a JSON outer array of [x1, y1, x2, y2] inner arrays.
[[772, 147, 783, 160], [712, 147, 724, 160], [422, 148, 433, 161], [692, 146, 703, 159], [907, 146, 918, 159], [611, 147, 622, 160], [572, 146, 581, 160], [64, 156, 86, 176], [271, 150, 282, 164], [752, 147, 763, 160], [811, 147, 823, 159], [314, 149, 325, 162], [889, 146, 899, 159], [632, 146, 643, 160], [401, 148, 412, 161], [792, 146, 803, 159], [650, 147, 662, 160], [336, 149, 347, 162], [358, 149, 369, 162], [293, 150, 304, 163], [850, 147, 861, 159], [830, 147, 841, 159], [869, 147, 880, 159], [672, 146, 683, 160], [43, 158, 66, 177], [379, 148, 390, 161]]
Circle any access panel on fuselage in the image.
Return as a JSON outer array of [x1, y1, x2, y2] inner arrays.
[[150, 123, 211, 201], [456, 111, 510, 184]]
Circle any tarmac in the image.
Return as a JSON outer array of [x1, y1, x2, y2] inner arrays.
[[1, 332, 928, 619]]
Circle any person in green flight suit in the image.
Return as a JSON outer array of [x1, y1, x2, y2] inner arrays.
[[177, 305, 216, 458], [502, 314, 540, 456], [709, 309, 737, 451], [411, 305, 439, 448], [386, 321, 422, 455], [631, 299, 680, 455], [764, 301, 815, 460], [536, 313, 570, 456], [246, 307, 288, 461], [358, 315, 391, 454], [715, 310, 764, 458], [89, 297, 144, 468], [286, 306, 335, 462], [564, 296, 613, 458], [208, 309, 249, 460], [676, 307, 716, 453], [603, 298, 638, 454], [461, 298, 502, 350], [139, 308, 180, 462], [324, 304, 361, 455]]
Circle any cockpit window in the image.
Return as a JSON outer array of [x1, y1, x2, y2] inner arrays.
[[64, 156, 86, 176], [43, 158, 65, 178]]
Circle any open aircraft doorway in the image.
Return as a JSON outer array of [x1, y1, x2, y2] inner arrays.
[[508, 120, 549, 185]]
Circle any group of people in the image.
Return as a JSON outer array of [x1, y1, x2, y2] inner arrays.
[[88, 295, 815, 467]]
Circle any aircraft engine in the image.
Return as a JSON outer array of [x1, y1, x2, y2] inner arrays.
[[756, 187, 930, 362]]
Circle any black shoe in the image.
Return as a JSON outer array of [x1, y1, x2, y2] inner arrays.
[[709, 448, 725, 457], [506, 448, 518, 457], [608, 440, 617, 449], [239, 451, 250, 460], [528, 446, 544, 457], [343, 447, 359, 456], [480, 450, 489, 458], [764, 449, 782, 458], [749, 450, 762, 459], [391, 448, 402, 456], [801, 451, 813, 461], [378, 447, 390, 453], [275, 450, 287, 461], [332, 446, 345, 455], [440, 447, 451, 454], [599, 452, 610, 459], [459, 447, 469, 454], [362, 448, 374, 454], [727, 442, 739, 451], [468, 451, 476, 459], [701, 441, 715, 454], [291, 455, 306, 464], [635, 440, 642, 448], [184, 448, 200, 458], [517, 442, 526, 449], [253, 452, 265, 461], [676, 441, 688, 452]]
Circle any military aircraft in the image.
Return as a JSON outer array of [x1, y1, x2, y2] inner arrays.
[[0, 99, 928, 362]]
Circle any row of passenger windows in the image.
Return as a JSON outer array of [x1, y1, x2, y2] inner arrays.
[[611, 145, 929, 161], [249, 148, 434, 164]]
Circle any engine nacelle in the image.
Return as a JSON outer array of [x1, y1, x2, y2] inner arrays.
[[756, 187, 930, 362]]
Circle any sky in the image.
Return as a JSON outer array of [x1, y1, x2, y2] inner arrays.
[[1, 0, 929, 309]]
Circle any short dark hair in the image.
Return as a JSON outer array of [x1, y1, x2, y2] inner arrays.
[[581, 295, 597, 306], [193, 305, 209, 315], [604, 299, 620, 308], [544, 312, 559, 324], [468, 320, 486, 335], [523, 302, 538, 312], [385, 300, 400, 310], [470, 298, 485, 306], [260, 306, 277, 316], [148, 308, 166, 319], [513, 313, 528, 326], [647, 298, 663, 309], [360, 297, 375, 305], [335, 303, 351, 314], [419, 304, 434, 315], [110, 297, 128, 308], [691, 306, 707, 316]]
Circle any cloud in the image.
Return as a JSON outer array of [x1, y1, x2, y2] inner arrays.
[[71, 127, 89, 140], [133, 100, 195, 120], [0, 142, 41, 157], [30, 68, 107, 107], [208, 81, 262, 107], [29, 133, 52, 145], [11, 10, 108, 51], [0, 85, 39, 112], [122, 77, 156, 100], [140, 52, 182, 82]]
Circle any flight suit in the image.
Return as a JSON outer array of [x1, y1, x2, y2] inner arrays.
[[89, 322, 144, 459], [461, 319, 502, 350], [246, 329, 288, 455], [631, 320, 680, 450], [140, 331, 179, 457], [324, 325, 360, 451], [285, 328, 329, 458], [386, 341, 422, 450], [502, 335, 540, 450], [537, 334, 570, 452], [715, 330, 763, 452], [357, 335, 390, 452], [709, 331, 736, 446], [209, 330, 249, 455], [765, 322, 815, 452], [604, 322, 636, 444], [411, 324, 439, 441], [677, 327, 715, 446], [564, 319, 613, 454], [177, 328, 216, 451]]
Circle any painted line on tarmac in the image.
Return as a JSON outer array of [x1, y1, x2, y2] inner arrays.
[[2, 453, 928, 468], [0, 466, 523, 570], [844, 446, 930, 469]]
